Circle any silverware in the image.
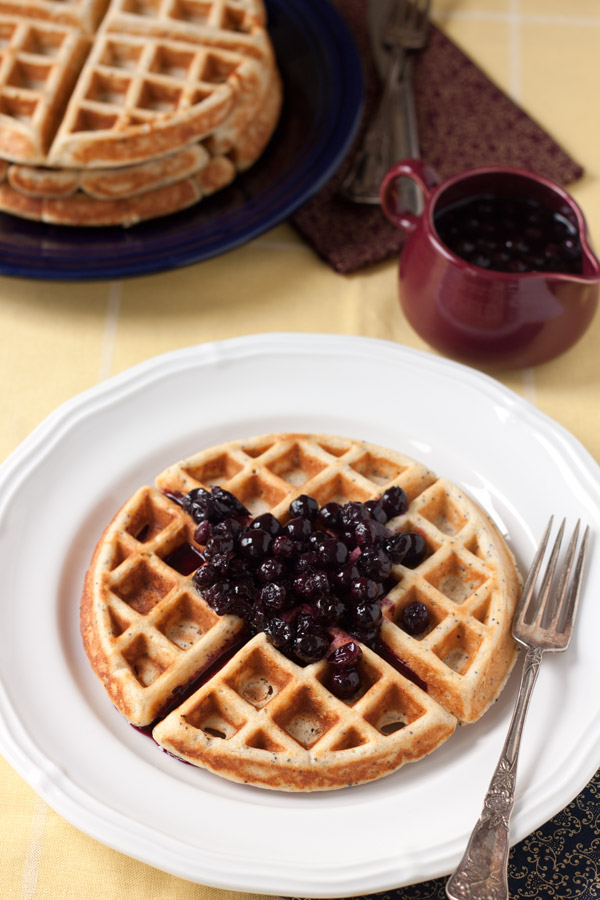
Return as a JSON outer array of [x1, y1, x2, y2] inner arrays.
[[446, 517, 590, 900], [340, 0, 430, 206]]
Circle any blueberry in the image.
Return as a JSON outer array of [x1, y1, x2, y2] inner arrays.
[[227, 598, 253, 620], [185, 488, 221, 524], [289, 494, 319, 521], [313, 593, 345, 625], [294, 550, 320, 573], [203, 581, 233, 614], [385, 532, 411, 564], [352, 598, 382, 629], [260, 581, 289, 614], [308, 530, 330, 547], [264, 616, 294, 649], [332, 563, 361, 593], [213, 518, 243, 540], [192, 487, 243, 524], [350, 577, 380, 602], [226, 556, 253, 579], [239, 528, 272, 559], [400, 601, 430, 635], [340, 502, 371, 529], [327, 641, 362, 668], [193, 520, 213, 544], [251, 513, 282, 537], [350, 625, 380, 648], [257, 557, 287, 584], [210, 552, 235, 575], [402, 533, 427, 568], [381, 486, 409, 518], [203, 533, 235, 559], [294, 628, 329, 663], [364, 499, 388, 524], [193, 563, 218, 588], [316, 501, 342, 531], [272, 535, 296, 559], [317, 538, 349, 568], [354, 519, 380, 548], [164, 490, 186, 507], [284, 516, 313, 542], [230, 578, 256, 604], [329, 666, 360, 699], [293, 573, 314, 599], [309, 571, 330, 599], [247, 602, 267, 635], [341, 528, 358, 550], [211, 486, 249, 519], [295, 609, 318, 635], [358, 547, 392, 580]]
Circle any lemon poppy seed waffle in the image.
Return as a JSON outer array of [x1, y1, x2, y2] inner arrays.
[[81, 433, 522, 791], [0, 0, 281, 224]]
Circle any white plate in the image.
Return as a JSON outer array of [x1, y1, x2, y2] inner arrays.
[[0, 334, 598, 897]]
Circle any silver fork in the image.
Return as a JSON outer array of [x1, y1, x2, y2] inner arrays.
[[339, 0, 430, 206], [446, 517, 590, 900]]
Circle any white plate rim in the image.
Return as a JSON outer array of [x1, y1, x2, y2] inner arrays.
[[0, 332, 598, 897]]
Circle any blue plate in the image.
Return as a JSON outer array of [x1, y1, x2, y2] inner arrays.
[[0, 0, 363, 281]]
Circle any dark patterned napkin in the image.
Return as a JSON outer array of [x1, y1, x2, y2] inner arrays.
[[288, 767, 600, 900], [291, 0, 584, 274]]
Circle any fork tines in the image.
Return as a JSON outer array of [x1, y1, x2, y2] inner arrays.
[[515, 517, 590, 648]]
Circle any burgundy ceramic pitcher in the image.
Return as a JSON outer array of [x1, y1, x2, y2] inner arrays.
[[380, 160, 600, 369]]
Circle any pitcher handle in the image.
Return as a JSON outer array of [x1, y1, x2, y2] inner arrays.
[[380, 159, 439, 233]]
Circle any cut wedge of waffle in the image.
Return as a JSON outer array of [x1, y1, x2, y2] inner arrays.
[[47, 31, 269, 168], [81, 484, 246, 726], [0, 0, 281, 223], [0, 61, 280, 224], [0, 17, 90, 165], [81, 433, 522, 791], [152, 631, 457, 791]]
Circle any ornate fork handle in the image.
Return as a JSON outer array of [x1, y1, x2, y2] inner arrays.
[[446, 647, 543, 900]]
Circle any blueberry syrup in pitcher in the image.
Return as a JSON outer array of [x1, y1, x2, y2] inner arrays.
[[434, 194, 584, 274]]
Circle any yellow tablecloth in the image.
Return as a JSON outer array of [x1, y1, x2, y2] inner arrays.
[[1, 2, 599, 898]]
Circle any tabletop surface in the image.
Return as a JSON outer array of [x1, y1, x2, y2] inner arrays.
[[0, 2, 599, 899]]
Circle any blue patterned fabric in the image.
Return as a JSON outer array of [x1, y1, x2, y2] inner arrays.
[[289, 768, 600, 899]]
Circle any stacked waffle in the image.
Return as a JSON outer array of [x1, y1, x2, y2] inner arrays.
[[81, 433, 522, 791], [0, 0, 282, 225]]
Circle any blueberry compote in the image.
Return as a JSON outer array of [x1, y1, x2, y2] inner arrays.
[[167, 485, 429, 700], [434, 194, 583, 274]]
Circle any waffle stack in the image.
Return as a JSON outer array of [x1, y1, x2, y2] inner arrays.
[[0, 0, 281, 225], [81, 434, 522, 791]]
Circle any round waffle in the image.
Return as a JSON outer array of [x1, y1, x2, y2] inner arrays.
[[81, 433, 522, 791]]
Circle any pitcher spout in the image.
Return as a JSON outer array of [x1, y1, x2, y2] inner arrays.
[[579, 236, 600, 283]]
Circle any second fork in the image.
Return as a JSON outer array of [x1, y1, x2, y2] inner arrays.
[[339, 0, 430, 206]]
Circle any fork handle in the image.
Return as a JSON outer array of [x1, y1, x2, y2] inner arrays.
[[446, 647, 543, 900], [339, 50, 422, 208]]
